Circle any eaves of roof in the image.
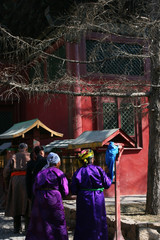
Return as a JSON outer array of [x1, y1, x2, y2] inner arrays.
[[0, 118, 63, 139]]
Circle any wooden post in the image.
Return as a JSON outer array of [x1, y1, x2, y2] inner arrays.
[[114, 146, 125, 240]]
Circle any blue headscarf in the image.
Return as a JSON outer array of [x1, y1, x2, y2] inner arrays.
[[105, 142, 119, 182], [42, 152, 60, 170]]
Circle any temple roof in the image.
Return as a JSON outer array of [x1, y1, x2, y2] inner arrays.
[[44, 139, 74, 152], [68, 129, 136, 149], [0, 118, 63, 139]]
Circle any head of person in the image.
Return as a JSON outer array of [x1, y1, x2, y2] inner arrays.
[[42, 152, 61, 170], [34, 146, 45, 157], [18, 143, 28, 152], [78, 149, 94, 167]]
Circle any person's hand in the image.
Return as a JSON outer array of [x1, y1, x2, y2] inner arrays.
[[116, 145, 124, 161]]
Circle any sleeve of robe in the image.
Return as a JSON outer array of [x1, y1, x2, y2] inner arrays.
[[59, 172, 69, 197], [3, 158, 14, 190], [97, 166, 112, 189]]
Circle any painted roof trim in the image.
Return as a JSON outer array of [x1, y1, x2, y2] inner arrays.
[[0, 119, 63, 139]]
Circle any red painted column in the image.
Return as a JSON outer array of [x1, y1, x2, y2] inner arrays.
[[66, 42, 82, 138], [66, 42, 74, 138], [66, 42, 82, 139], [74, 43, 82, 138]]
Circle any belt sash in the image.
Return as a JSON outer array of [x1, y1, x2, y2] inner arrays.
[[11, 171, 26, 177], [81, 187, 104, 192]]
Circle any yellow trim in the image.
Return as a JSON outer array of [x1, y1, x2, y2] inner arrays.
[[68, 142, 102, 149], [38, 120, 63, 137], [13, 119, 63, 138]]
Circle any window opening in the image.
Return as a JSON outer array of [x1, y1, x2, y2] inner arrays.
[[86, 40, 144, 76], [103, 102, 118, 129], [120, 102, 135, 135], [103, 100, 135, 136]]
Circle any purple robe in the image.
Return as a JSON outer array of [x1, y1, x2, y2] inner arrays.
[[26, 166, 69, 240], [70, 164, 112, 240]]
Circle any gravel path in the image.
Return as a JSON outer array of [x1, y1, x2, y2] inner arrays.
[[0, 211, 25, 240], [0, 196, 146, 239], [0, 211, 74, 240]]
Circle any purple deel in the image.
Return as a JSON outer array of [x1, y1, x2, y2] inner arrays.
[[26, 166, 69, 240], [70, 164, 112, 240]]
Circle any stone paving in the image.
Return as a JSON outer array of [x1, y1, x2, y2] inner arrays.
[[0, 196, 146, 240], [0, 211, 74, 240], [0, 211, 25, 240]]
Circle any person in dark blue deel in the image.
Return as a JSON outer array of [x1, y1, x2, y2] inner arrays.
[[105, 142, 119, 182]]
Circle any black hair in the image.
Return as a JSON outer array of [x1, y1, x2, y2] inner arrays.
[[34, 146, 44, 156], [18, 143, 28, 149]]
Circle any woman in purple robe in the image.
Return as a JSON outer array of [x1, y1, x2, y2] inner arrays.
[[26, 152, 69, 240], [70, 149, 112, 240]]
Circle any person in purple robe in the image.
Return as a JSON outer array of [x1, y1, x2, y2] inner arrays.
[[25, 152, 69, 240], [70, 149, 112, 240]]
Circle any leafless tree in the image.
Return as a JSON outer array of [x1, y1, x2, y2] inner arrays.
[[0, 0, 159, 214]]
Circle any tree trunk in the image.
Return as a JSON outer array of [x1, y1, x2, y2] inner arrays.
[[146, 87, 160, 214], [146, 23, 160, 214]]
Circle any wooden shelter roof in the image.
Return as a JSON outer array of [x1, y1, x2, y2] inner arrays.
[[0, 118, 63, 139], [68, 129, 136, 149], [44, 139, 74, 152]]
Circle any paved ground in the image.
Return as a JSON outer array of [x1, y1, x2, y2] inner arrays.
[[106, 195, 146, 205], [0, 195, 146, 240], [0, 211, 74, 240], [63, 195, 146, 209], [0, 211, 25, 240]]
